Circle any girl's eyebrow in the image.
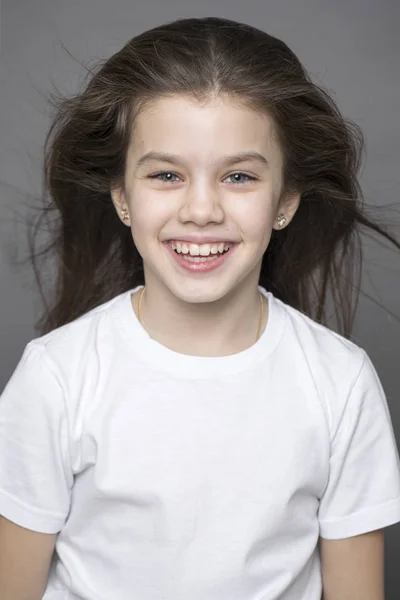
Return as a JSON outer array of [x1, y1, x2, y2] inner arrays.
[[135, 151, 269, 169]]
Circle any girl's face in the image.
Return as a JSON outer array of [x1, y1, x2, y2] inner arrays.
[[111, 95, 300, 304]]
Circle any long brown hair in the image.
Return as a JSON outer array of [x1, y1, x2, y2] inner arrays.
[[27, 16, 399, 337]]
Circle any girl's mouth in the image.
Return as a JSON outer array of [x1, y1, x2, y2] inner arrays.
[[164, 240, 237, 273]]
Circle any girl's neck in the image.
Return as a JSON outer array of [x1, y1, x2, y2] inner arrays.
[[130, 283, 267, 357]]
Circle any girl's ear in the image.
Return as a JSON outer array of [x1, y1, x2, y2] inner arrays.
[[272, 191, 301, 230], [110, 185, 124, 212], [110, 186, 130, 225]]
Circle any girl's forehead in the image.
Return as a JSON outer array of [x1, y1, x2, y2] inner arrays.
[[129, 96, 279, 159]]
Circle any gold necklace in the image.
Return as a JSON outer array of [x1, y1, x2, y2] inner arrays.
[[137, 287, 264, 342]]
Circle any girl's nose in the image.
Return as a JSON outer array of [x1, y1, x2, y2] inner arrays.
[[178, 187, 225, 225]]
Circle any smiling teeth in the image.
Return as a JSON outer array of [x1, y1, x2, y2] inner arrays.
[[170, 242, 232, 256]]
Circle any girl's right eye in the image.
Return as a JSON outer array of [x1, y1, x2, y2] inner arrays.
[[148, 172, 181, 183]]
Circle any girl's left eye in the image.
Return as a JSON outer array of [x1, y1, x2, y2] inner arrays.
[[225, 173, 256, 185], [148, 172, 257, 184]]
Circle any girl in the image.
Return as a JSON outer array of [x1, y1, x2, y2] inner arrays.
[[0, 16, 399, 600]]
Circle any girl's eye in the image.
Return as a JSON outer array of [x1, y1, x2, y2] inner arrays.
[[225, 173, 256, 185], [149, 172, 181, 183], [148, 172, 257, 185]]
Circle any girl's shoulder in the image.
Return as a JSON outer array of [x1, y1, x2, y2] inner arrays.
[[274, 293, 364, 353], [274, 296, 385, 442], [27, 290, 131, 380], [273, 294, 368, 387]]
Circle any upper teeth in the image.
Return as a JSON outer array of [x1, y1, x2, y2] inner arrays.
[[169, 241, 232, 256]]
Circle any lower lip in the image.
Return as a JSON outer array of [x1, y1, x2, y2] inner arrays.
[[164, 243, 237, 273]]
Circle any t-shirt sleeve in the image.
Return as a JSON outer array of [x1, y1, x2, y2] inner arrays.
[[0, 341, 73, 534], [318, 349, 400, 540]]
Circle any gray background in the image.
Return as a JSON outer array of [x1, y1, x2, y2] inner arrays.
[[0, 0, 399, 596]]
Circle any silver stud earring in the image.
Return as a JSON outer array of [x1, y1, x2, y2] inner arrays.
[[277, 214, 287, 227]]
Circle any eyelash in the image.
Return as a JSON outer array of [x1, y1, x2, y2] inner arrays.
[[148, 171, 257, 185]]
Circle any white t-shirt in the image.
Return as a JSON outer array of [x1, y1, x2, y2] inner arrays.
[[1, 285, 400, 600]]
